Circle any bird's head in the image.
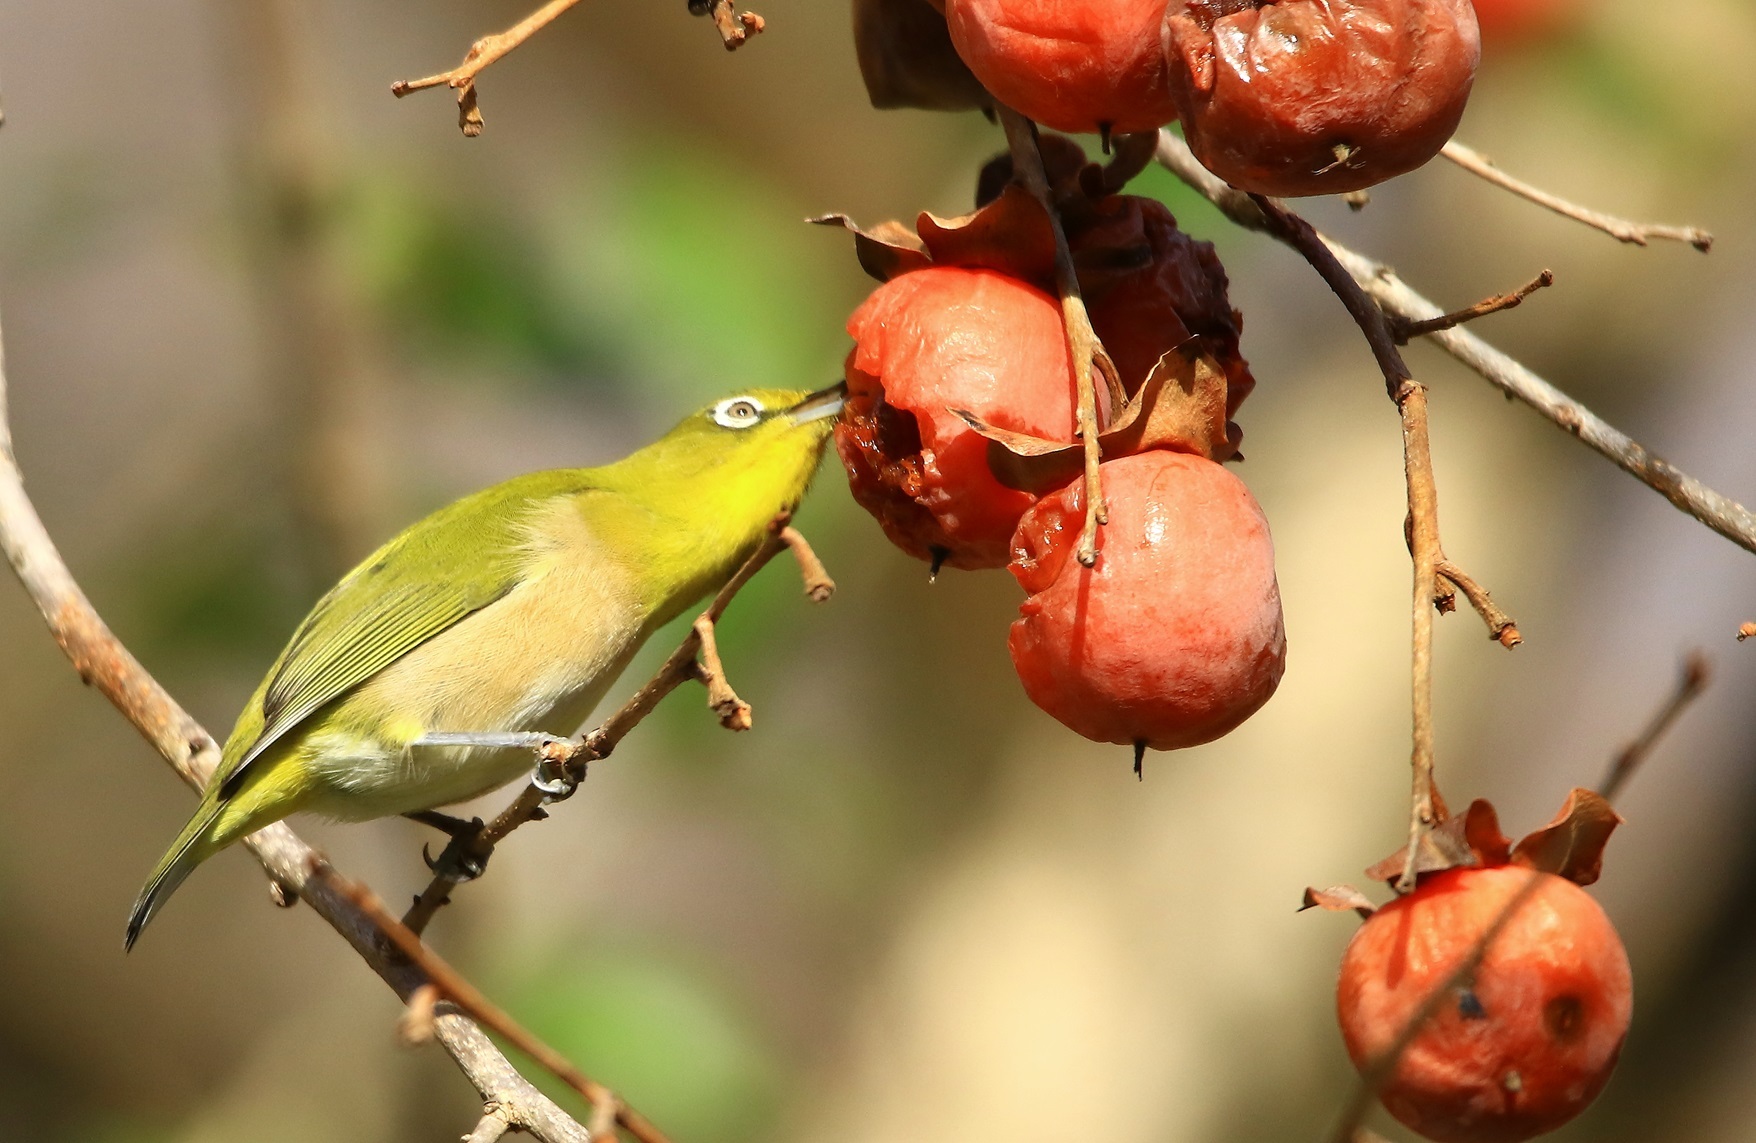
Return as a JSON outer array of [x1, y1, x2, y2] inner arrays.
[[617, 383, 847, 515]]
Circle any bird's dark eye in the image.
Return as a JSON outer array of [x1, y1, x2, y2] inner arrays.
[[712, 396, 765, 429]]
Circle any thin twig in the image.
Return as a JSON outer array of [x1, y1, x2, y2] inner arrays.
[[401, 515, 833, 933], [1153, 129, 1756, 558], [1435, 561, 1522, 648], [693, 613, 753, 730], [688, 0, 766, 49], [1600, 652, 1710, 802], [1243, 192, 1444, 895], [391, 0, 585, 136], [321, 866, 672, 1143], [1442, 140, 1713, 251], [0, 316, 591, 1143], [1390, 270, 1554, 345], [1327, 658, 1709, 1143], [996, 105, 1116, 567]]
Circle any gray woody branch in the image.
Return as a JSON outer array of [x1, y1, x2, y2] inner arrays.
[[1153, 129, 1756, 557], [0, 325, 590, 1143]]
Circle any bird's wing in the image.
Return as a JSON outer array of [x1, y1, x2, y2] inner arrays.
[[217, 474, 593, 797]]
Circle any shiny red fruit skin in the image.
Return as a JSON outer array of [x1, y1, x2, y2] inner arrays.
[[837, 266, 1080, 570], [1162, 0, 1480, 197], [1338, 866, 1633, 1143], [945, 0, 1181, 135], [1008, 450, 1285, 750]]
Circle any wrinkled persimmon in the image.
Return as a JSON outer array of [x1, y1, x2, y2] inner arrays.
[[1338, 866, 1633, 1143], [1008, 450, 1286, 752], [1162, 0, 1480, 196]]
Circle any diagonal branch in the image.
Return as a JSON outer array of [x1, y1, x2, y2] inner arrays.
[[1153, 129, 1756, 558], [1441, 140, 1713, 251], [325, 866, 672, 1143], [0, 317, 593, 1142]]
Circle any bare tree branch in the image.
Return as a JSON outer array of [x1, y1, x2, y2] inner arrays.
[[0, 314, 592, 1143], [1153, 129, 1756, 558], [324, 866, 672, 1143], [1441, 140, 1713, 251]]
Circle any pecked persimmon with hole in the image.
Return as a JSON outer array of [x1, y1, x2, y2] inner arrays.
[[837, 265, 1084, 571], [1322, 792, 1634, 1143], [1339, 866, 1632, 1143]]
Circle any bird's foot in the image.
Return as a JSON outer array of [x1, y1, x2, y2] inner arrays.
[[422, 834, 492, 883], [522, 733, 583, 803]]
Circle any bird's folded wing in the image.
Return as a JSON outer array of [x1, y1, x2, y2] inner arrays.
[[217, 478, 588, 796]]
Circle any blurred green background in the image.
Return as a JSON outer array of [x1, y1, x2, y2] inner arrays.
[[2, 1, 1755, 1140]]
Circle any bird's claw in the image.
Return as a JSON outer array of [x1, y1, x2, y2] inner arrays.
[[422, 839, 491, 882]]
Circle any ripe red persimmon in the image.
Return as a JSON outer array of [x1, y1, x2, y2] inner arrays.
[[945, 0, 1180, 136], [1161, 0, 1480, 197], [1008, 450, 1285, 752], [837, 266, 1081, 570], [1337, 866, 1633, 1143]]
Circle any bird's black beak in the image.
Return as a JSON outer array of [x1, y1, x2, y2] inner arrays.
[[787, 380, 847, 426]]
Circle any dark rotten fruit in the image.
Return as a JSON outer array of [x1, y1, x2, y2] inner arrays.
[[1161, 0, 1480, 197]]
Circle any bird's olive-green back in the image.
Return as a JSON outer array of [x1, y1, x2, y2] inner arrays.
[[213, 387, 832, 795]]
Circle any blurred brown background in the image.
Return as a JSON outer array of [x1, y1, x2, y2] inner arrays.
[[2, 1, 1754, 1140]]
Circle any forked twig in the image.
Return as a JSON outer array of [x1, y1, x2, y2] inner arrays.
[[391, 0, 585, 137], [1442, 140, 1713, 251], [1435, 560, 1521, 649]]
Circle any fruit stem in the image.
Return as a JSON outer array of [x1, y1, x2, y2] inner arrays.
[[1238, 191, 1447, 894], [995, 105, 1119, 567]]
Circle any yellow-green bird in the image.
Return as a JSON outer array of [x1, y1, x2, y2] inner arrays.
[[126, 385, 844, 949]]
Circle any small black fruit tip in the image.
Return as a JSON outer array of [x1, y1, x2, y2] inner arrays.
[[928, 546, 950, 582], [1133, 739, 1147, 779]]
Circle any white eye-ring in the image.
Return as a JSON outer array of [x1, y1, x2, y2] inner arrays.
[[712, 396, 766, 429]]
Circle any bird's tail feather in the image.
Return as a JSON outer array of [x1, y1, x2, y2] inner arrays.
[[125, 798, 224, 952]]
